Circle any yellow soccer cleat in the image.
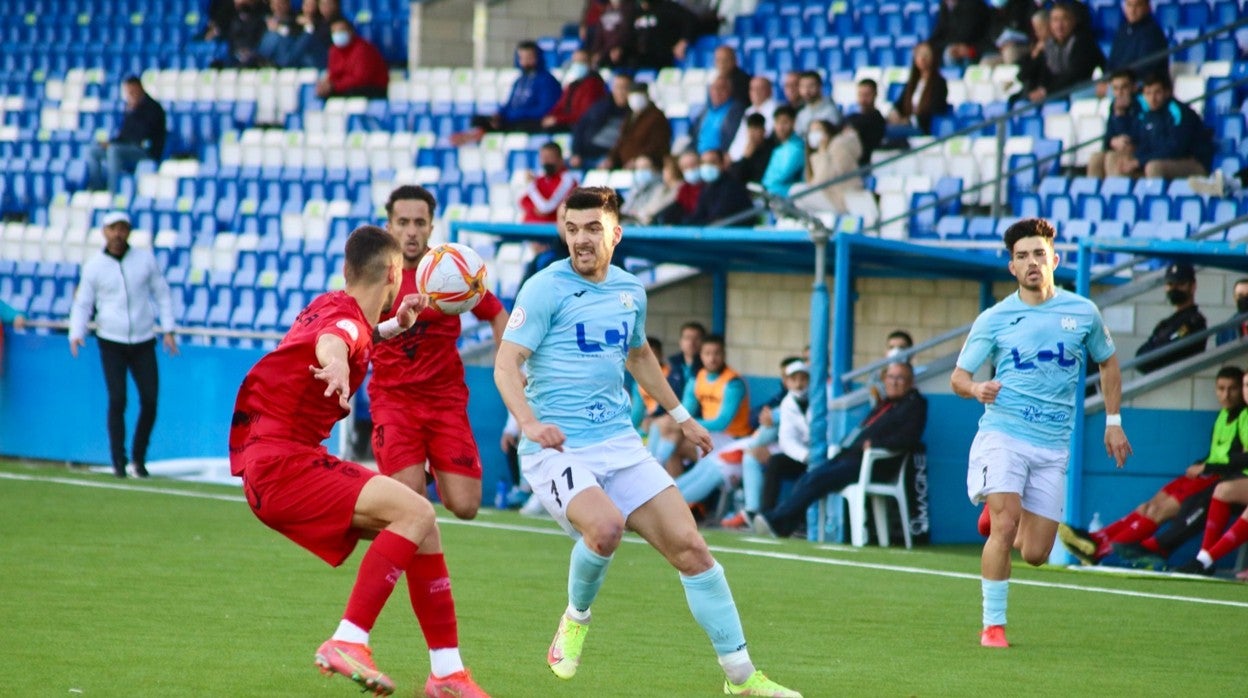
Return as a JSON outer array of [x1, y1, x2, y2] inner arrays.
[[724, 670, 803, 697], [546, 613, 590, 680]]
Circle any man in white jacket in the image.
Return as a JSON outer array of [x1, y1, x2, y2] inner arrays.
[[69, 211, 178, 478]]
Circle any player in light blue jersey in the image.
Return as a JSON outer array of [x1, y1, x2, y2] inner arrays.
[[495, 187, 802, 697], [951, 218, 1132, 650]]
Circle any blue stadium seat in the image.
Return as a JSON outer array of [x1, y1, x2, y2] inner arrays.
[[254, 290, 279, 332], [908, 192, 938, 238], [1045, 193, 1075, 221], [1077, 193, 1106, 220], [1060, 219, 1092, 243], [184, 286, 210, 326], [1095, 220, 1127, 239], [1141, 194, 1172, 222], [229, 288, 256, 330], [967, 216, 997, 240], [206, 288, 234, 328], [934, 215, 967, 240], [1108, 193, 1140, 223], [1014, 192, 1041, 219]]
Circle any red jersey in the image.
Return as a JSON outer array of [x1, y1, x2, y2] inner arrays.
[[368, 267, 504, 420], [229, 291, 373, 475]]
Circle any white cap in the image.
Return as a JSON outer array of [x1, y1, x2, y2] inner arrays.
[[784, 361, 809, 376], [102, 211, 131, 227]]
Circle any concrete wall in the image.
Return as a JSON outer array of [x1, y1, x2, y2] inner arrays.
[[412, 0, 574, 69], [412, 1, 475, 69]]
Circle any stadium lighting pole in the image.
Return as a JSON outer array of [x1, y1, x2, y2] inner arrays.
[[806, 220, 831, 475]]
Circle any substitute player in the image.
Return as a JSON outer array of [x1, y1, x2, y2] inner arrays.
[[229, 226, 489, 697], [369, 185, 509, 518], [952, 218, 1132, 649], [494, 187, 801, 697]]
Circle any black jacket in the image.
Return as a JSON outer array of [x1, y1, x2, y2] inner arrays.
[[686, 172, 752, 226], [115, 95, 167, 161], [1136, 304, 1207, 374]]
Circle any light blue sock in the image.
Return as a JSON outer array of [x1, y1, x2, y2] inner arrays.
[[568, 538, 613, 613], [981, 578, 1008, 627], [677, 457, 724, 503], [652, 436, 677, 466], [681, 561, 747, 656], [741, 451, 762, 514]]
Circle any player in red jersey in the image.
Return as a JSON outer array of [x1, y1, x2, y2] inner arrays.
[[229, 225, 490, 698], [368, 185, 510, 519]]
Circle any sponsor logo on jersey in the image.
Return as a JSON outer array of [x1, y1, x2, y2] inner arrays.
[[336, 319, 360, 342], [1061, 316, 1077, 331], [507, 307, 526, 330]]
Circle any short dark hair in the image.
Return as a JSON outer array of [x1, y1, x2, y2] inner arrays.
[[702, 333, 726, 349], [745, 112, 766, 129], [799, 70, 822, 86], [858, 78, 878, 92], [647, 336, 664, 354], [344, 225, 399, 285], [1109, 68, 1137, 84], [1142, 71, 1171, 90], [774, 104, 797, 121], [516, 40, 540, 54], [701, 148, 724, 163], [681, 321, 708, 337], [565, 186, 621, 220], [540, 141, 563, 157], [1216, 365, 1244, 382], [887, 330, 914, 347], [122, 75, 142, 88], [1233, 277, 1248, 289], [386, 185, 438, 218], [1003, 218, 1057, 253]]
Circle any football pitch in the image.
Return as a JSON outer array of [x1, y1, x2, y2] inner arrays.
[[2, 461, 1243, 697]]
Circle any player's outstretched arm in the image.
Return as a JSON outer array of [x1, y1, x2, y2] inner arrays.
[[627, 342, 712, 456], [310, 333, 352, 410], [372, 293, 429, 342], [495, 340, 565, 450], [1097, 354, 1132, 468]]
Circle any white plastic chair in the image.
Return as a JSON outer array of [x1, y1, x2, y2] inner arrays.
[[817, 448, 914, 548]]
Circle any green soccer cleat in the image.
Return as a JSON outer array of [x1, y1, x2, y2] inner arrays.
[[723, 670, 803, 697], [547, 613, 590, 680]]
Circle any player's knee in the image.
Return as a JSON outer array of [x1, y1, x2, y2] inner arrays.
[[988, 516, 1018, 544], [446, 499, 479, 520], [392, 494, 438, 541], [670, 532, 714, 575], [582, 518, 625, 555], [1021, 543, 1051, 567]]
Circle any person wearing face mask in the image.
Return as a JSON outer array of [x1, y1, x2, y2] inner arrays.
[[1135, 262, 1208, 374], [520, 142, 579, 223], [795, 120, 863, 215], [670, 149, 705, 221], [315, 18, 388, 99], [540, 50, 607, 133], [685, 149, 752, 226], [620, 154, 679, 225], [1215, 279, 1248, 345], [603, 82, 671, 169]]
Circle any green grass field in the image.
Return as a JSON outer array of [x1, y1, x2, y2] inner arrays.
[[2, 460, 1244, 697]]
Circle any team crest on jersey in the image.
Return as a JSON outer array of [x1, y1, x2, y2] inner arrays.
[[507, 307, 526, 330], [618, 292, 634, 309], [336, 319, 360, 341], [1060, 316, 1077, 331]]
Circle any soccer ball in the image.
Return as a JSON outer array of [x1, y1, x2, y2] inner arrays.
[[416, 242, 488, 315]]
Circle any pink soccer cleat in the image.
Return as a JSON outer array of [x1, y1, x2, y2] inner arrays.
[[315, 639, 395, 696], [424, 669, 490, 697], [980, 625, 1009, 648]]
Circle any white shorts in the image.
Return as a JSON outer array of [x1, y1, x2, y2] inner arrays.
[[966, 430, 1069, 523], [521, 433, 675, 538]]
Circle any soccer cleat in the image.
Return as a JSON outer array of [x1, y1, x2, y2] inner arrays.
[[1057, 523, 1100, 565], [723, 670, 803, 697], [977, 507, 991, 537], [547, 613, 590, 680], [720, 511, 750, 530], [1112, 543, 1166, 570], [315, 639, 395, 696], [980, 625, 1009, 648], [1173, 559, 1214, 576], [752, 514, 777, 538], [424, 670, 490, 698]]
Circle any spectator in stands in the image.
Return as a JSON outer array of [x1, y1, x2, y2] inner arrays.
[[794, 71, 842, 136], [652, 334, 752, 477], [570, 73, 631, 168], [1015, 2, 1105, 104], [1099, 0, 1169, 98], [1058, 365, 1246, 567], [257, 0, 324, 69], [755, 361, 927, 539], [727, 76, 777, 163], [728, 113, 776, 186], [315, 18, 388, 100], [584, 0, 635, 68], [713, 45, 752, 105], [674, 0, 722, 37], [621, 154, 679, 225], [985, 0, 1041, 66], [1115, 73, 1213, 180], [1216, 279, 1248, 345], [68, 212, 178, 479], [629, 0, 696, 70], [930, 0, 995, 67], [665, 321, 706, 412], [456, 41, 561, 143], [780, 70, 802, 107], [1136, 261, 1208, 374], [653, 155, 693, 225], [669, 149, 705, 220], [541, 50, 607, 133], [520, 143, 578, 224], [685, 149, 752, 225], [1022, 9, 1051, 67], [846, 79, 886, 166], [204, 0, 270, 68], [761, 105, 806, 196], [297, 0, 339, 52], [604, 82, 672, 169], [1087, 69, 1143, 179], [85, 76, 166, 193], [797, 120, 865, 215], [887, 41, 949, 137], [691, 75, 746, 155], [631, 336, 671, 435]]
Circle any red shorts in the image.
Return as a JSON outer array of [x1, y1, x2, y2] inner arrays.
[[1160, 473, 1219, 501], [237, 443, 379, 567], [371, 406, 483, 480]]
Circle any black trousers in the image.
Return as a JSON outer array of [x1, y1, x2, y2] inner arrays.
[[97, 338, 159, 470]]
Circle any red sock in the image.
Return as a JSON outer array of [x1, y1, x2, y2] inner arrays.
[[1094, 515, 1132, 544], [344, 530, 419, 632], [977, 507, 991, 537], [1207, 517, 1248, 562], [407, 552, 459, 650], [1139, 537, 1161, 553], [1108, 512, 1158, 545], [1201, 498, 1233, 552]]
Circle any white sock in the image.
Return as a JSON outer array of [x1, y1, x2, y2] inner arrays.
[[565, 603, 591, 623], [718, 649, 755, 685], [429, 648, 464, 678], [1197, 550, 1214, 567], [331, 619, 369, 645]]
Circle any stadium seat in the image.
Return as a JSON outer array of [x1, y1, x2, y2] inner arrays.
[[816, 448, 917, 548]]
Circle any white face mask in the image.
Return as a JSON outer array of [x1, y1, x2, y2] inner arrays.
[[627, 93, 649, 112], [633, 168, 655, 187], [698, 163, 720, 183], [807, 130, 826, 149], [331, 31, 350, 48], [682, 168, 701, 184], [565, 62, 589, 83]]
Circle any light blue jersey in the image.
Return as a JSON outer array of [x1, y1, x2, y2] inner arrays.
[[957, 289, 1115, 448], [503, 259, 648, 454]]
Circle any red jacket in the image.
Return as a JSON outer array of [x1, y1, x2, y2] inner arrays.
[[328, 36, 389, 94], [545, 74, 607, 128], [520, 170, 578, 223]]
